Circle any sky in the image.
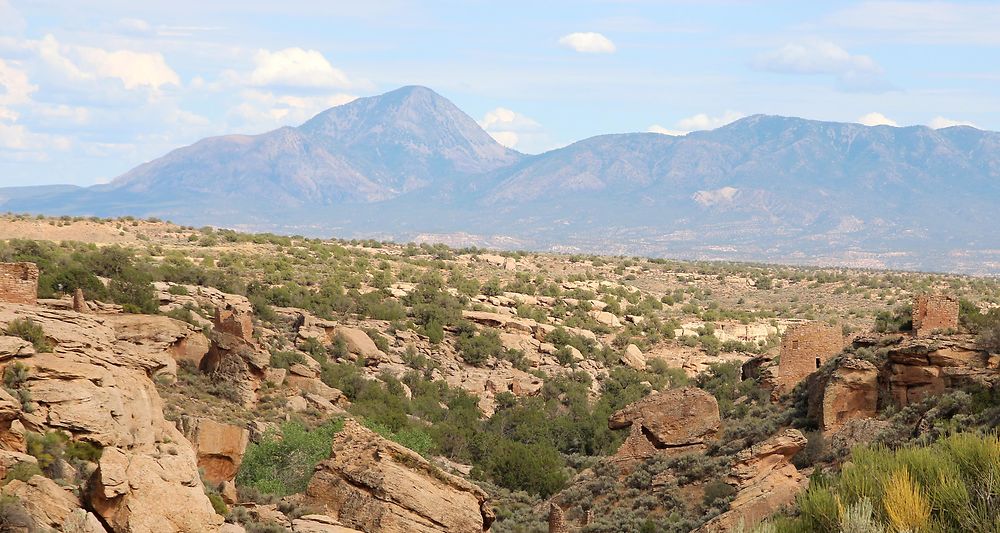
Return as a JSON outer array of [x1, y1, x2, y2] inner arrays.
[[0, 0, 998, 187]]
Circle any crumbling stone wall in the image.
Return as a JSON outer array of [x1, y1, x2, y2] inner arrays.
[[0, 262, 39, 305], [775, 322, 845, 395], [912, 294, 959, 337], [549, 504, 571, 533]]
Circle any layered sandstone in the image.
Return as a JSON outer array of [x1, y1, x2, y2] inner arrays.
[[807, 357, 879, 432], [608, 387, 720, 464], [306, 420, 494, 533], [695, 429, 808, 532], [0, 303, 224, 533]]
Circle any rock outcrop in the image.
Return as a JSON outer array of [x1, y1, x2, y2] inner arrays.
[[880, 334, 996, 406], [695, 429, 808, 532], [807, 357, 879, 432], [306, 420, 494, 532], [0, 303, 224, 533], [179, 416, 250, 484], [104, 313, 210, 369], [608, 387, 721, 464]]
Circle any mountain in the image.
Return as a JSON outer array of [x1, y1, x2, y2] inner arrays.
[[5, 86, 1000, 273], [101, 85, 523, 207]]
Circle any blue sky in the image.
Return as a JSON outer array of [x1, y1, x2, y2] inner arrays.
[[1, 0, 998, 186]]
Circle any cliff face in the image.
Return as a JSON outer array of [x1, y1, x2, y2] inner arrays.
[[0, 303, 224, 532]]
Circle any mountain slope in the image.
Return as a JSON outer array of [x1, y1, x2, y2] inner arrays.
[[104, 86, 523, 206], [4, 87, 1000, 272]]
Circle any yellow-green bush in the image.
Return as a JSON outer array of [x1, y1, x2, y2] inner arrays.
[[755, 432, 1000, 533]]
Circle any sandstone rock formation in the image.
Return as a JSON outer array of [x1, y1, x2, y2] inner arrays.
[[104, 313, 210, 369], [334, 326, 384, 360], [306, 420, 494, 532], [695, 429, 808, 532], [807, 357, 879, 432], [620, 344, 645, 370], [880, 334, 995, 405], [0, 303, 224, 533], [1, 474, 99, 531], [179, 416, 250, 484], [608, 387, 721, 464]]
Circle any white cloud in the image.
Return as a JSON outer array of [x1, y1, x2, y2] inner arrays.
[[558, 32, 616, 54], [649, 110, 744, 136], [857, 112, 897, 127], [929, 116, 978, 129], [647, 124, 686, 136], [75, 47, 180, 90], [0, 58, 36, 106], [229, 90, 357, 131], [479, 107, 546, 151], [29, 34, 179, 93], [754, 39, 889, 91], [250, 48, 353, 89]]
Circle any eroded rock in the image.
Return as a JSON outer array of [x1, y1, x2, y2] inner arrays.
[[306, 420, 494, 533], [608, 387, 720, 463]]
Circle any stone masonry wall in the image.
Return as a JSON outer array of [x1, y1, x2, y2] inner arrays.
[[775, 322, 845, 395], [0, 262, 39, 305], [548, 504, 572, 533], [912, 294, 959, 337]]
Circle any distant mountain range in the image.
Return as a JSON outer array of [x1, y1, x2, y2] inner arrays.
[[4, 85, 1000, 274]]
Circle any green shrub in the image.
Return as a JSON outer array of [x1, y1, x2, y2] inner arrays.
[[235, 419, 343, 497], [475, 439, 567, 497], [269, 350, 306, 370], [3, 462, 42, 483], [2, 362, 32, 411], [456, 328, 506, 366], [4, 318, 52, 352], [763, 432, 1000, 533], [207, 492, 228, 515], [364, 328, 390, 353], [168, 284, 190, 295], [362, 420, 434, 456]]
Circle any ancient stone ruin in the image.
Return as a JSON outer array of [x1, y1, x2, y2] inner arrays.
[[548, 504, 571, 533], [912, 293, 959, 337], [773, 322, 845, 395], [0, 262, 39, 305]]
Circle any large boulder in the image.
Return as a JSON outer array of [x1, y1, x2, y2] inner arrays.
[[179, 416, 250, 484], [1, 475, 98, 531], [608, 387, 720, 461], [306, 420, 494, 533], [334, 327, 384, 360], [807, 357, 878, 432], [620, 344, 645, 370], [89, 443, 224, 532], [695, 429, 808, 532]]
